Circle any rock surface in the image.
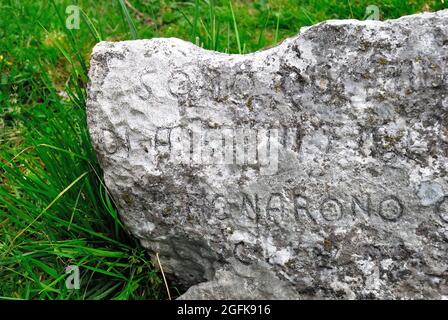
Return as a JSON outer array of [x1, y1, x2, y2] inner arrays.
[[87, 10, 448, 299]]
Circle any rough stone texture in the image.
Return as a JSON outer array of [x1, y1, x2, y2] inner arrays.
[[87, 10, 448, 299]]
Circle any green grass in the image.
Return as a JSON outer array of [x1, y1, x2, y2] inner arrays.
[[1, 0, 447, 300]]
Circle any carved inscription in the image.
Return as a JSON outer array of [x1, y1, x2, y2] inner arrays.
[[142, 189, 448, 227]]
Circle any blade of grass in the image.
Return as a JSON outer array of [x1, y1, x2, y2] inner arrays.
[[11, 171, 89, 244], [117, 0, 138, 39], [79, 8, 102, 42], [274, 12, 280, 45], [228, 0, 241, 54], [192, 0, 200, 43]]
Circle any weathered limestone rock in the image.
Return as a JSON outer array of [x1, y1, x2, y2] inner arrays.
[[87, 10, 448, 299]]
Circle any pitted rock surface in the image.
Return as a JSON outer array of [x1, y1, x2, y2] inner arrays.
[[87, 10, 448, 299]]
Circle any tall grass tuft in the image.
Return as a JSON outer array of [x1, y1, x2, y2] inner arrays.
[[0, 1, 164, 300]]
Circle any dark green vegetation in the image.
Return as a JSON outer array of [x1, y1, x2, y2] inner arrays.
[[1, 0, 446, 300]]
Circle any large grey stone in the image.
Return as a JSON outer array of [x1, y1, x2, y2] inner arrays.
[[87, 10, 448, 299]]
